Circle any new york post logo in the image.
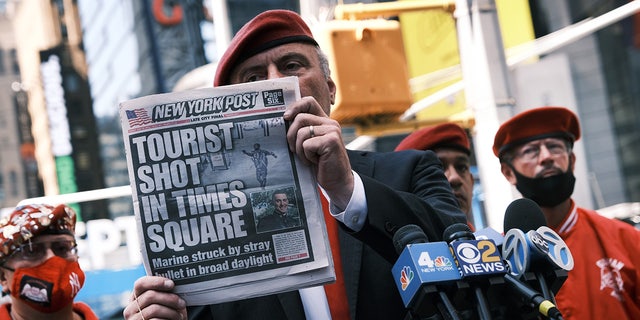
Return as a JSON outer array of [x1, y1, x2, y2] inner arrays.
[[451, 240, 506, 278], [150, 92, 260, 123]]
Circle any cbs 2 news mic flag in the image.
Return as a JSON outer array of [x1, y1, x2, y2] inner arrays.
[[119, 77, 334, 305]]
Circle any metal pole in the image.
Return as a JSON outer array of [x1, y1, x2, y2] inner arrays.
[[402, 0, 640, 121], [455, 0, 515, 231], [211, 0, 232, 61]]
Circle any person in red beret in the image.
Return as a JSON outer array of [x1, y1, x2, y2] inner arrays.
[[124, 9, 465, 320], [395, 123, 475, 226], [494, 106, 640, 320], [0, 204, 98, 320]]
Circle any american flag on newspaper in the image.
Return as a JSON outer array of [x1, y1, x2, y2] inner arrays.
[[126, 108, 152, 127]]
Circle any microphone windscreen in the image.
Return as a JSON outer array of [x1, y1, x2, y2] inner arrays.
[[442, 223, 474, 243], [393, 224, 428, 254], [503, 198, 547, 231]]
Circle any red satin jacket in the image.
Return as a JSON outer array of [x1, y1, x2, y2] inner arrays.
[[553, 200, 640, 320]]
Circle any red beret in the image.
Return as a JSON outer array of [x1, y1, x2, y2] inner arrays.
[[0, 204, 76, 263], [214, 10, 318, 86], [395, 123, 471, 155], [493, 106, 581, 157]]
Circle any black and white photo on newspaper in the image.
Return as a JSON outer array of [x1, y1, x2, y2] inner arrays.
[[119, 77, 334, 305]]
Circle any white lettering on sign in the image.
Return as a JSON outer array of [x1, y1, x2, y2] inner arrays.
[[40, 54, 72, 156], [76, 216, 142, 270]]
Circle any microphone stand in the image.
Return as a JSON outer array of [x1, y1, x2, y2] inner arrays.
[[535, 271, 554, 302], [473, 286, 492, 320], [438, 290, 462, 320]]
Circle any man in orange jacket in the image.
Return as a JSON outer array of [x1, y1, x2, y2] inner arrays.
[[493, 106, 640, 320]]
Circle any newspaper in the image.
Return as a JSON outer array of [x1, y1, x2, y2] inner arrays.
[[119, 77, 335, 305]]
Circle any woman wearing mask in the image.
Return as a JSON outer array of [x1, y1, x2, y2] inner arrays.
[[0, 204, 97, 320]]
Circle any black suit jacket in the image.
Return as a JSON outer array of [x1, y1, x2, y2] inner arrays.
[[188, 149, 466, 319]]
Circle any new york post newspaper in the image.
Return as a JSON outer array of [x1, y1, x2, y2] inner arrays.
[[119, 77, 334, 305]]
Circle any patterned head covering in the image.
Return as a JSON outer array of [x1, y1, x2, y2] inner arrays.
[[0, 204, 76, 264]]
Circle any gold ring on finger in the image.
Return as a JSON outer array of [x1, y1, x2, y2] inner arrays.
[[133, 291, 146, 320]]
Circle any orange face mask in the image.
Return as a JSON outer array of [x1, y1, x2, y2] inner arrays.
[[10, 256, 85, 313]]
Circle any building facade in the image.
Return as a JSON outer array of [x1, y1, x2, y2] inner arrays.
[[0, 10, 34, 210]]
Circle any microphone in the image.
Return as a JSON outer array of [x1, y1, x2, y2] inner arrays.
[[536, 226, 574, 272], [444, 221, 566, 320], [444, 223, 505, 320], [501, 198, 571, 302], [393, 223, 429, 253], [503, 198, 547, 232], [502, 198, 556, 276], [502, 228, 550, 278], [444, 224, 507, 278], [391, 224, 462, 320]]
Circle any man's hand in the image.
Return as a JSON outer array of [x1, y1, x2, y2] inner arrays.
[[123, 276, 187, 320], [284, 96, 354, 210]]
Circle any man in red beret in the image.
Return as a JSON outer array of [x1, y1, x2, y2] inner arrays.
[[124, 9, 465, 320], [494, 106, 640, 320], [0, 204, 98, 320], [396, 123, 475, 226]]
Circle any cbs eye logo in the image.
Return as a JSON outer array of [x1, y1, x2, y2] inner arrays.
[[455, 240, 501, 264]]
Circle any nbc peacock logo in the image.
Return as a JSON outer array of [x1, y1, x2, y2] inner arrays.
[[400, 266, 414, 290], [434, 256, 453, 268]]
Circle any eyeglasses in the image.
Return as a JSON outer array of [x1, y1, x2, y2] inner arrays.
[[11, 240, 78, 262], [513, 138, 569, 163]]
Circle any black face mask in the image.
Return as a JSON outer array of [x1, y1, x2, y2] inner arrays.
[[512, 167, 576, 207]]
